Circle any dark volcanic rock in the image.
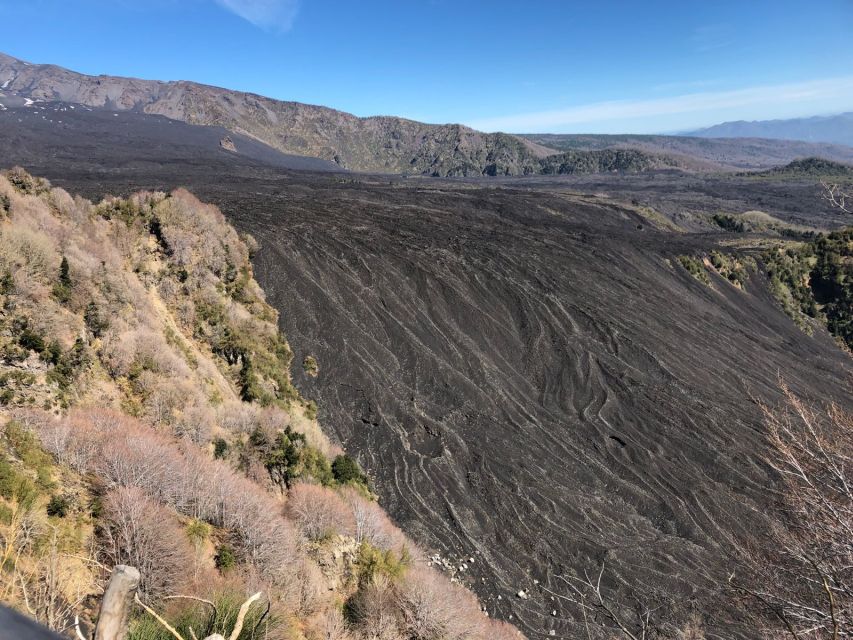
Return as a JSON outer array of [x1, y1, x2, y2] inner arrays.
[[225, 180, 850, 638], [0, 102, 342, 173]]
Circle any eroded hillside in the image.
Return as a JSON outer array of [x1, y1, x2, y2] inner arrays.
[[0, 169, 521, 640]]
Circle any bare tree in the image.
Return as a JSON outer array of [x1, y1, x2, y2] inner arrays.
[[396, 565, 482, 640], [20, 525, 92, 633], [349, 575, 401, 640], [540, 563, 660, 640], [100, 487, 194, 599], [732, 384, 852, 639], [313, 608, 353, 640], [821, 181, 852, 214], [287, 483, 354, 541]]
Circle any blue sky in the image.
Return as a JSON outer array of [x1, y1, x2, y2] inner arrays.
[[1, 0, 852, 134]]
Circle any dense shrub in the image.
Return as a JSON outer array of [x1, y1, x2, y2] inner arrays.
[[765, 228, 852, 348], [52, 256, 73, 303], [332, 455, 368, 486], [214, 545, 237, 571], [248, 425, 333, 489], [213, 437, 229, 460], [712, 214, 745, 232], [676, 255, 710, 284], [46, 494, 69, 517]]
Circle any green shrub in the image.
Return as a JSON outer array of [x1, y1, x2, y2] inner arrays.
[[214, 545, 237, 572], [332, 454, 368, 486], [676, 255, 710, 284], [17, 321, 46, 353], [42, 340, 62, 366], [764, 228, 852, 348], [46, 338, 89, 391], [84, 301, 109, 338], [356, 542, 410, 585], [0, 455, 38, 509], [128, 591, 278, 640], [302, 355, 319, 377], [248, 426, 337, 488], [53, 256, 73, 303], [46, 494, 70, 518], [712, 214, 745, 232], [0, 270, 13, 296], [185, 519, 211, 545], [213, 438, 229, 460], [709, 251, 751, 287], [305, 400, 318, 421]]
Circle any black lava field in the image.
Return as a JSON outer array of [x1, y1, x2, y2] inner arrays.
[[2, 103, 851, 638]]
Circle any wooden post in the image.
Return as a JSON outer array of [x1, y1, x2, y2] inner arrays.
[[94, 565, 141, 640]]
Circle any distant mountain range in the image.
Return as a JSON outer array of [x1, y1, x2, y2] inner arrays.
[[687, 111, 853, 147], [2, 51, 852, 175], [520, 133, 853, 170]]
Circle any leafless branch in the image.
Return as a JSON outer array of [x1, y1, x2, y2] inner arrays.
[[539, 562, 657, 640], [74, 615, 88, 640], [228, 591, 262, 640], [135, 593, 187, 640], [163, 594, 218, 620], [821, 181, 852, 214]]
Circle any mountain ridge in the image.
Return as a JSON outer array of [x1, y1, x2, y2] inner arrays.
[[6, 51, 853, 176], [0, 52, 555, 176], [687, 111, 853, 147]]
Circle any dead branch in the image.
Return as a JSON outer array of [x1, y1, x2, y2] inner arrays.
[[163, 594, 218, 620], [134, 593, 186, 640], [821, 181, 852, 214], [228, 591, 262, 640], [539, 562, 657, 640], [75, 615, 88, 640]]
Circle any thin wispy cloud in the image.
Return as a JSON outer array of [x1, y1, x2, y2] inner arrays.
[[213, 0, 300, 31], [692, 24, 734, 53], [467, 76, 853, 134]]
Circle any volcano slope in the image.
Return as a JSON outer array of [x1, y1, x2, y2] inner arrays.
[[2, 118, 851, 636], [219, 178, 851, 638]]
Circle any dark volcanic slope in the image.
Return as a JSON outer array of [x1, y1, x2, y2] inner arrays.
[[223, 180, 851, 639], [0, 51, 552, 176], [0, 101, 341, 173], [2, 117, 851, 638]]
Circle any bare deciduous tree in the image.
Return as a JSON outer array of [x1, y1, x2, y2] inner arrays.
[[732, 384, 852, 639], [396, 565, 482, 640], [540, 563, 660, 640], [287, 483, 354, 542], [100, 487, 194, 599], [348, 575, 401, 640]]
